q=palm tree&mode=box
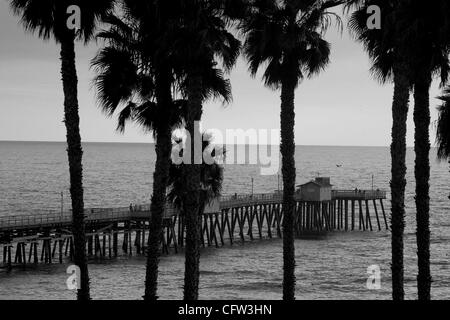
[164,0,243,300]
[349,0,450,299]
[91,4,188,300]
[405,0,450,300]
[10,0,115,300]
[168,134,224,219]
[240,0,342,300]
[348,0,414,300]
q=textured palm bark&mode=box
[60,36,90,300]
[280,77,297,301]
[144,127,172,300]
[414,72,432,300]
[144,68,173,300]
[183,75,203,301]
[390,62,410,301]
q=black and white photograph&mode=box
[0,0,449,307]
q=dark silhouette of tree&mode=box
[240,0,342,300]
[405,0,450,300]
[10,0,115,300]
[163,0,244,300]
[349,0,450,299]
[168,134,224,219]
[92,3,187,300]
[349,0,413,300]
[94,0,241,300]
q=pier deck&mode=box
[0,190,386,232]
[0,189,387,268]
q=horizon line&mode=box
[0,139,405,148]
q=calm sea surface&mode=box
[0,141,448,300]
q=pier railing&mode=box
[332,189,387,200]
[0,189,386,231]
[0,205,177,230]
[220,193,283,208]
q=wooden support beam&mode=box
[223,210,233,245]
[128,229,133,255]
[215,212,225,246]
[102,234,106,257]
[123,230,128,253]
[7,245,12,270]
[135,222,141,254]
[237,208,245,242]
[28,242,33,263]
[365,200,373,231]
[351,200,355,231]
[380,199,389,230]
[88,235,93,256]
[358,200,366,231]
[373,199,381,231]
[34,242,38,264]
[108,233,112,258]
[113,223,118,257]
[171,219,178,253]
[344,200,348,231]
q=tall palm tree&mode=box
[10,0,115,300]
[164,0,243,300]
[240,0,342,300]
[405,0,450,300]
[93,0,239,299]
[349,0,450,299]
[91,4,188,300]
[348,0,414,300]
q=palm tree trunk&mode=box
[183,75,203,301]
[144,69,173,300]
[390,62,410,301]
[414,72,432,300]
[143,126,172,300]
[60,36,90,300]
[280,77,297,300]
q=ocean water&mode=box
[0,141,449,300]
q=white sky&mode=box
[0,2,443,146]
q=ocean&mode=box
[0,141,449,299]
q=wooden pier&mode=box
[0,189,387,269]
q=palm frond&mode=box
[167,132,224,212]
[240,0,337,89]
[10,0,115,43]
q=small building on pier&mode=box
[297,177,332,202]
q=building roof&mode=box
[298,180,332,188]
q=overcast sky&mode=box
[0,2,443,146]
